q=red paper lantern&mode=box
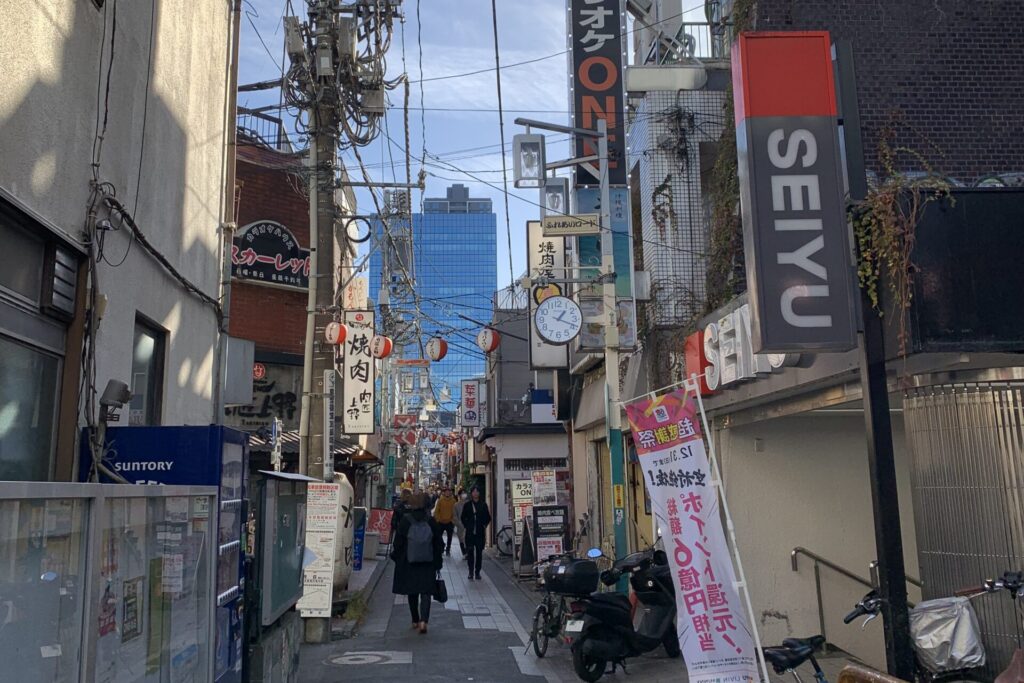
[371,335,393,359]
[426,337,448,361]
[476,328,500,353]
[324,322,348,345]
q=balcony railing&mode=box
[237,108,293,152]
[644,22,729,64]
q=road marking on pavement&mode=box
[328,650,412,666]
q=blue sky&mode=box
[237,0,579,292]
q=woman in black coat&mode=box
[391,492,444,633]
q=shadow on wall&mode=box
[0,0,226,435]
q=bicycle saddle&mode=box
[782,635,825,651]
[763,645,814,673]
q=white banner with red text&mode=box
[625,388,760,683]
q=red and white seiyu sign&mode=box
[625,389,758,683]
[732,32,856,353]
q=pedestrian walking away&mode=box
[390,491,444,634]
[460,487,491,581]
[453,487,468,557]
[433,486,457,556]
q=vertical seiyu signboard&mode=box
[527,221,569,369]
[732,31,856,353]
[569,0,627,187]
[342,310,375,434]
[625,389,759,682]
[460,379,480,427]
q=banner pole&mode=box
[690,375,770,683]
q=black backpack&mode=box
[406,518,433,564]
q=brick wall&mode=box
[228,145,309,356]
[753,0,1024,183]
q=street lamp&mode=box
[512,134,546,188]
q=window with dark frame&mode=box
[129,315,165,426]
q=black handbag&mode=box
[433,571,448,604]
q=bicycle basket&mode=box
[909,596,986,673]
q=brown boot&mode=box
[418,621,428,634]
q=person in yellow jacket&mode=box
[432,487,458,556]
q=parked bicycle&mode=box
[529,550,597,657]
[764,571,1024,683]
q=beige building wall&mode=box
[717,411,920,670]
[0,1,233,430]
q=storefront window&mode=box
[129,317,165,426]
[0,335,60,481]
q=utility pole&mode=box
[512,116,628,563]
[596,118,628,564]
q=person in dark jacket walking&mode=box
[460,487,491,581]
[391,492,444,633]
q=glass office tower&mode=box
[369,184,497,411]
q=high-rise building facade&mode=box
[369,184,497,412]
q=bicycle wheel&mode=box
[532,603,550,657]
[496,526,513,556]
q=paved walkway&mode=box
[300,545,857,682]
[298,544,560,682]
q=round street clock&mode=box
[534,295,583,345]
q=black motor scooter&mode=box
[568,546,679,682]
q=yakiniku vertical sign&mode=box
[460,379,480,427]
[527,221,568,369]
[342,310,375,434]
[625,389,759,683]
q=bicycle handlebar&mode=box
[843,605,867,624]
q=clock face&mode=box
[534,296,583,345]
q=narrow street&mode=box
[299,547,562,682]
[300,545,858,683]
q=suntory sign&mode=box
[732,31,856,353]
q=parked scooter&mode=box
[568,545,680,682]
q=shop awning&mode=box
[248,429,370,460]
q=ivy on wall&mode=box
[852,115,952,355]
[703,0,755,317]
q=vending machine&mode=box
[81,425,249,683]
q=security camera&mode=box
[99,380,131,408]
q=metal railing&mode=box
[237,107,293,152]
[643,22,729,64]
[791,547,923,647]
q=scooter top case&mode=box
[586,592,632,627]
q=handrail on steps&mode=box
[790,547,923,648]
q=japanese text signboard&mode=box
[342,310,375,434]
[460,379,480,427]
[569,0,627,186]
[527,221,569,369]
[732,31,856,353]
[231,220,310,289]
[625,389,759,682]
[323,369,336,476]
[298,482,340,618]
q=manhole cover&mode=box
[328,650,412,666]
